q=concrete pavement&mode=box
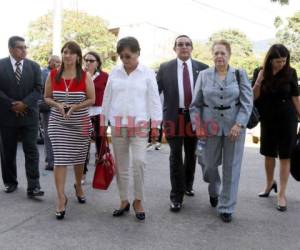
[0,142,300,250]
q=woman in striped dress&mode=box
[44,41,95,220]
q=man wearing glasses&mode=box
[157,35,208,212]
[0,36,44,197]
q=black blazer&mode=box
[157,58,208,127]
[0,57,42,126]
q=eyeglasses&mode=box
[14,46,28,50]
[176,42,192,48]
[84,59,96,63]
[119,54,132,60]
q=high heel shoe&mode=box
[258,181,277,197]
[113,203,130,217]
[277,197,287,212]
[133,200,145,221]
[276,205,287,212]
[74,184,86,204]
[56,196,68,220]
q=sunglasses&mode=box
[119,54,132,60]
[84,59,96,63]
[176,42,192,48]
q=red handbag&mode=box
[92,136,115,190]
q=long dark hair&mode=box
[55,41,83,83]
[83,51,102,74]
[262,44,291,85]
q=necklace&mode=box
[63,78,74,101]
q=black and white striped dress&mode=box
[48,70,91,166]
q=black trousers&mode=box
[166,111,197,203]
[0,125,40,190]
[84,115,102,174]
[148,121,163,143]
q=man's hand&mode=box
[11,101,28,116]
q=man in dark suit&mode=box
[157,35,208,212]
[0,36,44,197]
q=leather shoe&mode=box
[220,213,232,223]
[209,196,218,208]
[4,184,17,193]
[170,201,182,212]
[27,188,44,198]
[258,181,277,197]
[276,205,287,212]
[133,200,145,221]
[113,203,130,217]
[74,184,86,204]
[185,190,195,196]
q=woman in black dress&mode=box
[253,44,300,212]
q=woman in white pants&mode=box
[101,37,162,220]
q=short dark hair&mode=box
[8,36,25,48]
[263,44,291,83]
[117,37,141,55]
[84,51,102,72]
[173,35,193,49]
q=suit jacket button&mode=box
[220,88,223,91]
[220,96,223,99]
[220,114,224,117]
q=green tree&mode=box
[208,29,253,57]
[192,42,212,66]
[194,29,260,76]
[275,11,300,73]
[26,10,117,69]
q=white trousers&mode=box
[111,127,148,201]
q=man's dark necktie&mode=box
[183,62,192,108]
[15,62,22,84]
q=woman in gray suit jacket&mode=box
[190,40,253,223]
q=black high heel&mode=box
[258,181,277,197]
[113,203,130,217]
[133,200,145,221]
[74,184,86,204]
[277,197,287,212]
[56,196,68,220]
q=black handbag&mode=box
[39,100,51,113]
[290,132,300,181]
[246,105,260,129]
[235,70,260,129]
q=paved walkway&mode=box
[0,141,300,250]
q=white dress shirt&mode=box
[177,58,194,108]
[102,63,162,127]
[88,72,102,116]
[10,56,24,73]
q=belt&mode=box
[203,103,240,110]
[178,108,190,113]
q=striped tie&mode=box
[15,62,22,84]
